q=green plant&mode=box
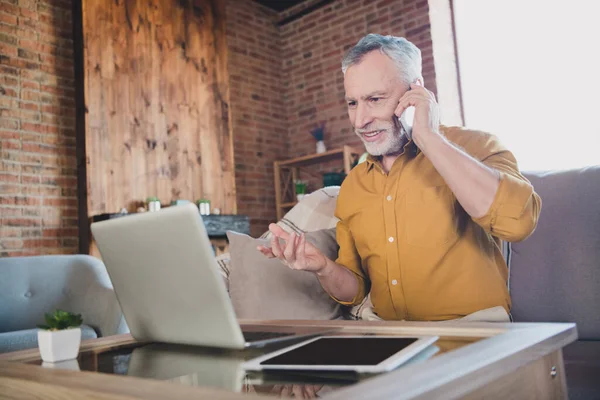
[310,123,325,141]
[295,180,307,195]
[37,309,83,331]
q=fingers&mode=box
[410,82,436,101]
[283,232,298,264]
[269,223,290,241]
[304,384,318,398]
[270,232,284,258]
[291,385,304,398]
[295,232,307,264]
[395,94,432,119]
[256,245,275,258]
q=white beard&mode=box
[357,122,406,156]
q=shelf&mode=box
[276,145,363,168]
[273,145,364,220]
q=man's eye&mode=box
[347,101,356,107]
[370,97,381,103]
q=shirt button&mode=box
[391,279,398,285]
[386,195,392,201]
[388,237,394,243]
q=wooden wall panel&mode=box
[82,0,234,216]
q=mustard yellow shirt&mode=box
[334,126,542,321]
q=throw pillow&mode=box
[227,228,346,320]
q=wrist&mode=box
[416,129,444,153]
[315,259,335,277]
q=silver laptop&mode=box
[91,204,330,349]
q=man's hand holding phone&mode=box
[394,81,441,149]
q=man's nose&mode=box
[354,103,373,129]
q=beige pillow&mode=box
[226,229,346,320]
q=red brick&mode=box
[0,139,21,150]
[0,85,18,97]
[2,216,41,226]
[19,7,39,21]
[0,172,19,182]
[0,75,18,86]
[21,80,39,90]
[0,12,18,25]
[0,238,23,249]
[21,122,59,134]
[20,89,40,102]
[19,101,39,111]
[21,174,40,184]
[0,119,19,130]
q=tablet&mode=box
[242,335,439,374]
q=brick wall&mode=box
[225,0,287,237]
[0,0,77,257]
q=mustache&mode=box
[355,118,402,135]
[355,126,391,134]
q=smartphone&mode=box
[399,106,415,139]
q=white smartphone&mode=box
[399,106,415,139]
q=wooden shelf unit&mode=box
[273,145,363,220]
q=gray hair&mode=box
[341,34,422,85]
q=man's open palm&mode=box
[257,224,329,273]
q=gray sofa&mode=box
[0,255,128,353]
[511,166,600,400]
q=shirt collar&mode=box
[364,140,420,173]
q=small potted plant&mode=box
[295,180,308,201]
[37,309,83,363]
[310,123,326,154]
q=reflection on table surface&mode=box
[32,335,479,398]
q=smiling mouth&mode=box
[361,130,384,142]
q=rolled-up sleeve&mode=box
[473,149,542,242]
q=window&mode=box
[453,0,600,170]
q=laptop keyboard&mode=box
[243,331,294,342]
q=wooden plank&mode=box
[276,147,346,167]
[463,350,567,400]
[83,0,235,221]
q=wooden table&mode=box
[0,320,577,399]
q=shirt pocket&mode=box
[403,185,459,248]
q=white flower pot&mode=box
[41,359,80,371]
[316,140,326,154]
[37,327,81,363]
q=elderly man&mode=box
[259,34,541,322]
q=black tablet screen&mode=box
[260,337,418,366]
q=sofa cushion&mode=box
[227,228,346,320]
[562,340,600,400]
[215,187,340,290]
[510,167,600,339]
[260,186,340,239]
[0,325,98,353]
